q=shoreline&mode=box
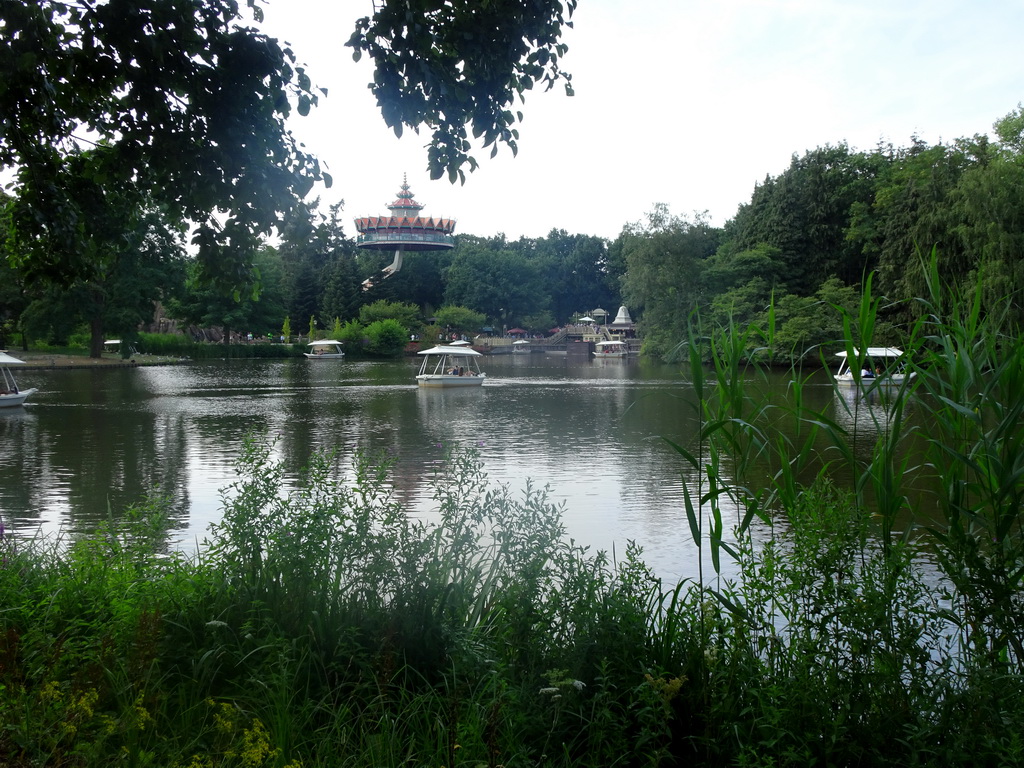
[10,351,188,369]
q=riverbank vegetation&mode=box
[3,271,1021,767]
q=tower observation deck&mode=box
[354,177,457,289]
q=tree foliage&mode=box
[2,0,582,344]
[531,229,615,321]
[951,115,1024,329]
[619,206,721,360]
[727,144,885,294]
[434,305,486,335]
[444,243,548,328]
[168,247,285,343]
[347,0,576,183]
[363,318,408,357]
[618,111,1024,360]
[1,0,329,292]
[359,299,422,336]
[277,200,360,326]
[7,151,188,355]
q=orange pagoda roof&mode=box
[354,176,457,251]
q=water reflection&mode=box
[833,384,902,442]
[0,357,852,583]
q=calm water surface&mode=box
[1,354,881,582]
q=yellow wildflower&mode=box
[39,680,62,704]
[132,693,153,731]
[239,718,280,768]
[213,701,235,735]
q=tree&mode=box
[78,205,188,355]
[347,0,576,182]
[359,300,423,336]
[1,0,330,293]
[619,206,722,360]
[702,243,785,297]
[532,230,616,322]
[277,199,358,326]
[521,310,556,334]
[444,244,547,326]
[369,250,450,313]
[3,0,577,337]
[772,278,860,360]
[726,144,884,294]
[951,109,1024,330]
[320,254,363,325]
[707,278,774,342]
[849,138,973,312]
[364,319,408,357]
[337,318,366,351]
[0,191,31,349]
[7,152,188,356]
[434,305,486,336]
[168,247,284,344]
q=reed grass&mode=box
[2,257,1023,766]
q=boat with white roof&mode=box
[416,345,486,388]
[835,347,913,387]
[304,340,345,359]
[1,351,38,407]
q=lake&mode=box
[0,353,882,583]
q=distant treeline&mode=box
[4,108,1023,360]
[620,109,1024,359]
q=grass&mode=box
[2,259,1023,766]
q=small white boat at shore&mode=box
[835,347,913,387]
[305,340,345,359]
[595,340,632,358]
[1,351,38,407]
[416,345,486,388]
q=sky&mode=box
[257,0,1024,242]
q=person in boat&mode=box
[862,365,874,378]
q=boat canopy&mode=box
[835,347,905,359]
[0,350,26,365]
[418,345,483,357]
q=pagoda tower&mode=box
[354,176,457,290]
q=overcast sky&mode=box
[258,0,1023,242]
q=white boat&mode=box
[1,351,38,407]
[512,339,530,354]
[595,340,632,358]
[304,340,345,359]
[835,347,913,386]
[416,345,486,388]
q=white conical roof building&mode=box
[610,306,633,328]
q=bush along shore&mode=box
[3,262,1023,768]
